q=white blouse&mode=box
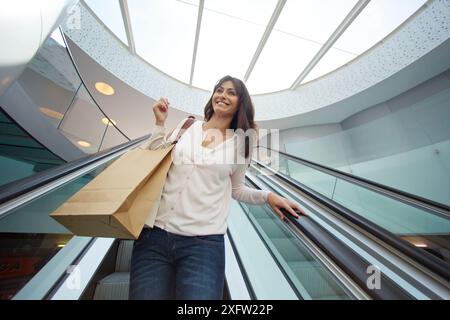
[142,118,270,236]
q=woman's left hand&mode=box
[267,192,306,220]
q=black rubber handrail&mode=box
[251,160,450,281]
[0,134,149,205]
[284,213,413,300]
[257,146,450,216]
[245,175,412,300]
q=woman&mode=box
[130,75,304,300]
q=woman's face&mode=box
[212,80,239,118]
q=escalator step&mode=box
[256,218,291,238]
[270,238,314,262]
[288,261,347,299]
[93,272,129,300]
[116,240,133,272]
[317,295,351,300]
[247,205,276,220]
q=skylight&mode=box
[84,0,428,94]
[84,0,128,45]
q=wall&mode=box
[281,69,450,205]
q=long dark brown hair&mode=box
[203,75,256,158]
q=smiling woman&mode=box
[203,75,256,158]
[129,75,305,300]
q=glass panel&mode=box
[282,87,450,205]
[301,0,426,83]
[227,200,298,299]
[0,233,73,300]
[253,149,450,265]
[332,178,450,263]
[245,30,320,94]
[250,160,336,199]
[0,109,64,187]
[49,28,67,48]
[58,86,108,154]
[284,160,337,198]
[241,200,353,299]
[18,28,82,129]
[0,175,91,234]
[99,125,129,151]
[331,0,427,55]
[128,0,198,83]
[0,175,89,299]
[246,0,357,94]
[84,0,128,45]
[275,0,358,44]
[193,0,277,90]
[0,156,119,299]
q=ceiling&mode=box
[56,0,450,140]
[64,36,192,139]
[62,30,450,138]
[82,0,428,95]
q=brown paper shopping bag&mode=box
[51,117,195,239]
[51,146,173,239]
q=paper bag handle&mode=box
[172,116,196,144]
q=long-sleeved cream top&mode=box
[141,118,270,236]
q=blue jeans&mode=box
[129,226,225,300]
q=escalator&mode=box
[1,21,448,300]
[0,23,137,299]
[237,199,355,300]
[253,146,450,271]
[0,118,148,299]
[2,131,448,299]
[1,66,449,298]
[244,146,450,299]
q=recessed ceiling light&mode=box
[95,82,115,95]
[1,76,11,86]
[102,117,117,126]
[77,140,91,148]
[414,243,428,248]
[39,107,64,120]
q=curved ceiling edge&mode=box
[62,1,450,121]
[63,2,210,116]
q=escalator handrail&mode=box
[0,25,150,205]
[252,160,450,282]
[257,146,450,216]
[0,134,150,205]
[245,174,412,300]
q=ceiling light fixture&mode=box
[102,117,117,126]
[77,140,91,148]
[39,107,64,120]
[95,82,115,95]
[1,76,11,86]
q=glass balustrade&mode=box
[252,152,450,265]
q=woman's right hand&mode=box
[153,97,169,126]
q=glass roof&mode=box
[83,0,427,94]
[301,0,427,84]
[128,0,199,82]
[193,0,277,89]
[84,0,128,45]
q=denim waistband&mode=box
[142,225,224,239]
